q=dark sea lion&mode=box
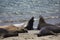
[0,28,18,38]
[37,27,54,37]
[25,17,34,30]
[37,15,60,37]
[0,28,8,38]
[4,31,18,38]
[37,27,60,37]
[37,15,57,30]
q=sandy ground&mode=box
[0,30,60,40]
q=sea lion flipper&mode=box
[49,31,57,36]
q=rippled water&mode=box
[0,0,60,28]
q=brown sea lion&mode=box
[0,24,28,38]
[5,25,28,33]
[0,24,28,33]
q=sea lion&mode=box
[25,17,34,30]
[37,27,60,37]
[0,24,28,38]
[0,28,8,38]
[0,24,28,33]
[37,15,60,37]
[37,15,57,30]
[0,27,18,38]
[5,25,28,33]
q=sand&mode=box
[0,30,60,40]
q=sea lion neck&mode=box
[37,15,47,30]
[39,16,46,24]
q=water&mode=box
[0,0,60,28]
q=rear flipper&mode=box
[49,31,58,36]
